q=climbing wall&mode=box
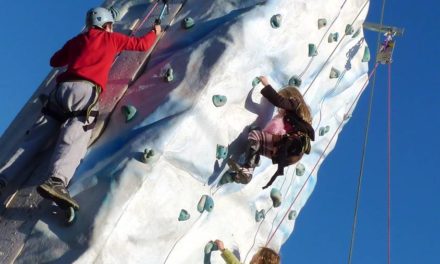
[0,0,370,263]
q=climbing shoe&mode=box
[227,159,253,184]
[37,177,79,210]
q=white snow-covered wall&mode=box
[0,0,370,263]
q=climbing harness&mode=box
[41,81,101,132]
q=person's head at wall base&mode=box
[86,7,115,32]
[250,247,281,264]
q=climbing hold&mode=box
[255,209,265,222]
[329,67,340,79]
[252,77,261,87]
[164,68,174,82]
[288,210,297,220]
[352,28,361,38]
[216,144,228,159]
[38,94,49,105]
[270,188,282,208]
[141,148,155,163]
[197,195,214,213]
[212,95,227,107]
[181,17,195,29]
[362,46,370,62]
[270,14,282,28]
[328,32,339,43]
[319,125,330,136]
[288,75,302,87]
[296,163,305,176]
[345,24,354,35]
[308,44,318,57]
[121,105,137,122]
[318,18,327,29]
[178,209,190,221]
[204,241,219,254]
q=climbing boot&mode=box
[37,177,79,210]
[243,139,260,168]
[227,159,253,184]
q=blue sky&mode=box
[0,1,438,263]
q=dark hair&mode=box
[250,247,280,264]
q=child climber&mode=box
[213,240,280,264]
[0,7,160,210]
[228,76,315,189]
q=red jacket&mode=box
[50,28,157,91]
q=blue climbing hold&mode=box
[178,209,190,221]
[288,75,302,87]
[197,195,214,213]
[141,148,155,163]
[204,241,219,254]
[308,44,318,57]
[296,163,305,176]
[362,46,370,62]
[288,210,297,220]
[164,68,174,82]
[270,14,282,28]
[319,125,330,136]
[212,95,227,107]
[329,67,340,79]
[182,17,195,29]
[216,144,228,159]
[318,18,327,29]
[252,77,261,87]
[345,24,354,35]
[255,209,265,222]
[270,188,282,208]
[328,32,339,43]
[121,105,137,122]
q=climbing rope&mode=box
[347,0,387,262]
[265,62,380,247]
[387,62,392,264]
[302,0,369,97]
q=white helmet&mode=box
[86,7,114,28]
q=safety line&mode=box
[265,62,380,247]
[131,0,160,36]
[303,0,369,97]
[387,62,392,264]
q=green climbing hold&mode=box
[164,68,174,82]
[270,188,282,208]
[181,17,195,29]
[362,46,370,62]
[288,210,297,220]
[352,28,361,38]
[121,105,137,122]
[288,75,302,87]
[318,18,327,29]
[308,43,318,57]
[197,195,214,213]
[328,32,339,43]
[216,144,228,159]
[178,209,190,221]
[270,14,282,28]
[204,241,219,254]
[345,24,354,35]
[255,209,265,222]
[329,67,340,79]
[141,148,155,163]
[252,77,261,87]
[296,163,305,176]
[212,95,227,107]
[319,125,330,136]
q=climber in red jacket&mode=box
[0,7,160,211]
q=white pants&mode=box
[0,81,98,187]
